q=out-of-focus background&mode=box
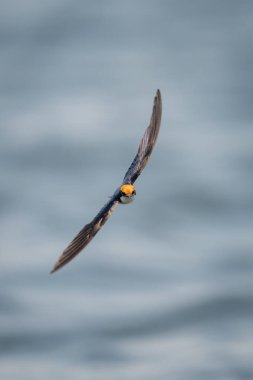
[1,1,253,379]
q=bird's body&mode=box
[51,90,162,273]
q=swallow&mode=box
[51,90,162,273]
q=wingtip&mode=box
[154,89,162,112]
[50,264,58,274]
[156,89,161,97]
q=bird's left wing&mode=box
[51,193,120,273]
[123,89,162,185]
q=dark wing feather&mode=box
[51,194,120,273]
[123,89,162,184]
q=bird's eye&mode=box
[133,190,136,195]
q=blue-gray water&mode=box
[1,1,253,379]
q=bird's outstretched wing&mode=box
[51,194,120,273]
[123,89,162,185]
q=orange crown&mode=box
[120,184,135,195]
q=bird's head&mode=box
[120,184,136,203]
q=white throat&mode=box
[120,195,134,204]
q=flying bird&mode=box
[51,90,162,273]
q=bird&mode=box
[51,89,162,273]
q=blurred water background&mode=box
[1,1,253,379]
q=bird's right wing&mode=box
[51,193,120,273]
[123,89,162,184]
